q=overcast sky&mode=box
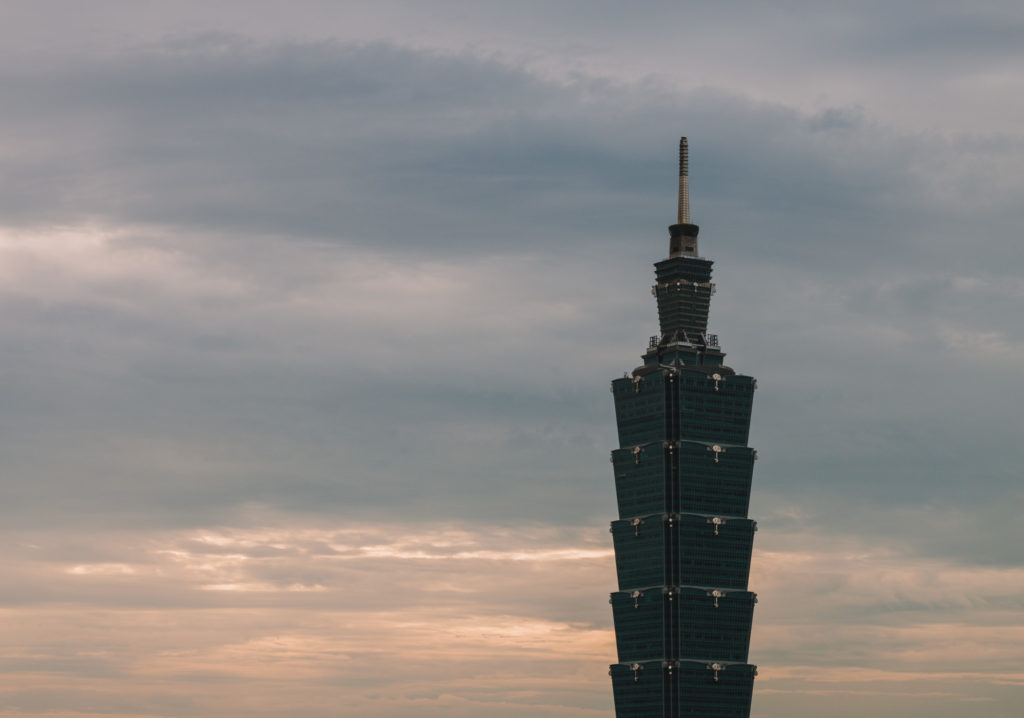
[1,2,1023,717]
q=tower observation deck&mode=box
[608,138,759,717]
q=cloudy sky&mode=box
[1,2,1023,717]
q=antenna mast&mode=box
[677,137,690,224]
[668,136,699,257]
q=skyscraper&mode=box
[608,138,758,717]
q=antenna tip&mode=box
[678,137,688,177]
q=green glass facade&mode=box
[608,139,758,717]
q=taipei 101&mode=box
[607,138,760,717]
[0,4,1021,718]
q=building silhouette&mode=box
[608,138,759,717]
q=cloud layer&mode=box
[1,4,1023,717]
[4,520,1023,717]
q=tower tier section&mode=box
[611,442,755,520]
[654,255,715,340]
[612,367,755,450]
[611,513,756,591]
[611,586,756,663]
[609,660,757,718]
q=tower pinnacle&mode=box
[668,136,700,258]
[677,136,690,224]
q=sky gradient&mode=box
[2,2,1023,717]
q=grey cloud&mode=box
[0,40,1021,550]
[3,38,1020,267]
[0,47,1020,706]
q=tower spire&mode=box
[677,136,690,224]
[668,136,699,258]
